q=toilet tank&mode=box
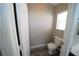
[54,36,62,46]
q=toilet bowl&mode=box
[48,43,57,55]
[47,36,62,55]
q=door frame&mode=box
[60,3,79,56]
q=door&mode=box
[0,3,20,56]
[0,3,30,56]
[15,3,30,56]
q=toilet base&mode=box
[48,50,57,55]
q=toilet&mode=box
[47,36,62,55]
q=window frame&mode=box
[56,10,68,30]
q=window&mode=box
[56,11,68,30]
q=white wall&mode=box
[28,4,54,48]
[60,4,78,56]
[71,4,79,47]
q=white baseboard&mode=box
[30,44,46,49]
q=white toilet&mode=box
[47,36,62,55]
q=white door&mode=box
[0,4,20,56]
[0,3,30,56]
[15,3,30,56]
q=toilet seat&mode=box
[48,43,57,50]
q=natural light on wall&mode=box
[56,11,68,30]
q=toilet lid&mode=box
[48,43,57,49]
